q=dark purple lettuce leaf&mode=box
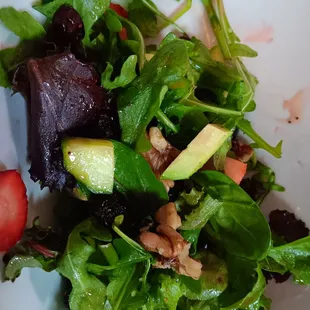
[269,209,309,243]
[26,52,112,190]
[45,5,85,58]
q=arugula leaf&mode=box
[57,218,112,310]
[128,0,158,37]
[259,295,272,310]
[119,16,145,70]
[105,263,149,310]
[237,119,283,158]
[182,252,228,301]
[219,256,265,310]
[267,236,310,284]
[113,141,168,215]
[0,7,46,40]
[192,171,271,260]
[101,55,137,90]
[118,40,189,152]
[229,43,258,58]
[34,0,110,44]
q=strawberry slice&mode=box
[0,170,28,252]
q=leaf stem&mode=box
[156,109,179,133]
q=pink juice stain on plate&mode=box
[244,25,274,43]
[283,89,307,124]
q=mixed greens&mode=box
[1,0,310,310]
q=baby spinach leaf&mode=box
[0,7,46,40]
[219,256,265,310]
[182,252,228,301]
[192,171,271,260]
[267,236,310,284]
[237,119,283,158]
[57,218,112,310]
[101,55,137,90]
[118,39,190,152]
[128,0,158,37]
[113,141,168,214]
[34,0,110,44]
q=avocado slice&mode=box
[162,124,231,180]
[62,138,114,194]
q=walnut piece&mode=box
[143,127,180,191]
[155,202,182,230]
[139,202,202,279]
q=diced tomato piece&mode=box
[109,3,128,18]
[224,157,247,185]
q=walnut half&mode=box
[139,202,202,280]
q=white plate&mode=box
[0,0,310,309]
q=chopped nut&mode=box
[155,202,182,230]
[153,244,202,280]
[139,231,173,258]
[143,127,180,191]
[156,224,187,257]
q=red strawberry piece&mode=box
[0,170,28,252]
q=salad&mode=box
[0,0,310,309]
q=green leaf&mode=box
[4,254,56,282]
[192,171,271,260]
[268,236,310,284]
[0,7,46,40]
[180,229,201,255]
[178,298,220,310]
[182,252,228,301]
[57,218,112,310]
[0,61,9,88]
[229,43,258,58]
[34,0,110,44]
[237,119,283,158]
[101,55,137,90]
[118,39,190,152]
[259,295,272,310]
[149,273,184,310]
[128,0,158,37]
[181,195,222,231]
[112,141,168,212]
[105,263,149,310]
[219,256,266,310]
[119,16,145,71]
[105,8,123,33]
